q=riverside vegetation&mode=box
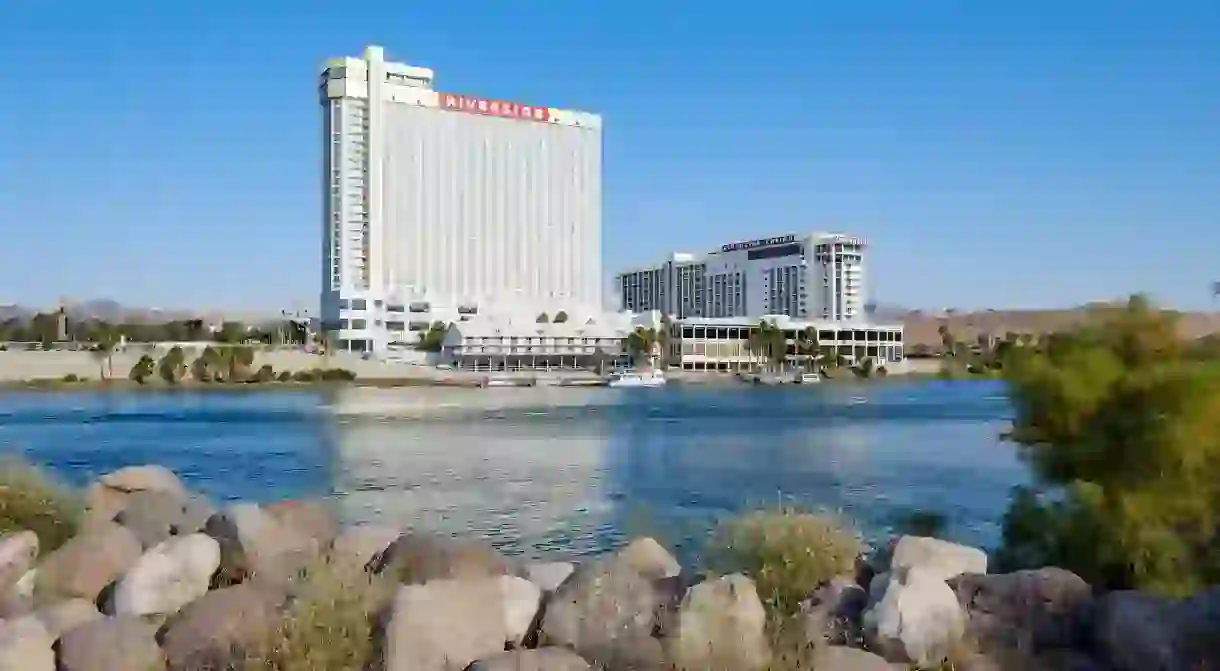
[0,295,1216,669]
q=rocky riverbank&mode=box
[0,464,1216,670]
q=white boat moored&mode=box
[607,370,667,388]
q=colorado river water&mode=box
[0,380,1024,563]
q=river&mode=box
[0,380,1024,564]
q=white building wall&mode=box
[320,45,603,352]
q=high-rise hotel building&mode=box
[616,232,868,322]
[321,46,602,352]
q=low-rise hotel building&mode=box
[438,311,646,371]
[663,315,904,372]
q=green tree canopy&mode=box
[997,294,1220,596]
[553,311,569,324]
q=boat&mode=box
[796,372,821,384]
[607,369,667,388]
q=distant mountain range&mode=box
[0,301,280,325]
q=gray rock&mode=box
[98,465,187,499]
[372,532,509,584]
[467,648,593,671]
[33,598,102,637]
[889,535,988,583]
[263,499,339,548]
[500,574,543,646]
[1095,587,1220,671]
[0,569,35,618]
[329,523,400,571]
[800,575,869,647]
[540,552,669,669]
[614,537,680,581]
[863,566,966,666]
[204,503,318,585]
[114,490,213,549]
[33,522,141,604]
[0,616,54,671]
[665,573,770,671]
[57,616,165,671]
[950,568,1093,653]
[385,578,513,671]
[523,561,575,593]
[160,583,286,671]
[113,533,220,617]
[807,645,893,671]
[0,532,38,596]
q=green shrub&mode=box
[277,370,292,382]
[239,556,396,671]
[291,370,317,383]
[60,373,80,383]
[709,509,862,617]
[251,364,276,383]
[128,355,155,383]
[998,295,1220,596]
[0,459,83,554]
[319,368,357,382]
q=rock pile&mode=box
[0,464,1218,670]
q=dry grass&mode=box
[710,509,863,618]
[239,555,398,671]
[0,457,83,553]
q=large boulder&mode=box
[263,499,339,548]
[540,550,671,669]
[950,568,1093,654]
[57,616,165,671]
[665,573,770,671]
[98,465,187,498]
[523,561,575,593]
[500,575,543,646]
[372,532,509,584]
[863,566,966,666]
[0,532,38,596]
[889,535,988,583]
[614,537,681,581]
[113,490,213,549]
[204,503,319,585]
[0,616,54,671]
[112,533,220,617]
[467,648,593,671]
[32,598,102,638]
[799,575,869,647]
[160,583,286,671]
[1095,587,1220,671]
[34,522,141,603]
[328,523,399,571]
[0,569,35,618]
[807,645,893,671]
[386,578,519,671]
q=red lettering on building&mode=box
[438,93,551,122]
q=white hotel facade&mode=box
[616,232,868,322]
[320,46,602,353]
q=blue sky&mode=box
[1,1,1217,313]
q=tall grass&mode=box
[0,457,83,553]
[239,556,397,671]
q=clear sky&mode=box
[1,0,1217,313]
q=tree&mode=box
[416,322,449,352]
[128,355,155,384]
[536,312,550,324]
[747,321,787,372]
[192,346,221,382]
[553,311,569,324]
[938,323,955,355]
[89,328,119,380]
[626,327,658,368]
[996,294,1220,596]
[216,321,248,344]
[157,346,187,383]
[797,327,820,369]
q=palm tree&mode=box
[797,327,820,370]
[626,326,658,369]
[747,321,787,372]
[89,330,118,380]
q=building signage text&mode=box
[438,93,551,123]
[721,234,796,253]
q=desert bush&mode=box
[240,556,396,671]
[291,370,317,383]
[250,364,276,383]
[319,368,357,382]
[0,458,83,553]
[998,294,1220,596]
[277,370,292,382]
[709,508,862,617]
